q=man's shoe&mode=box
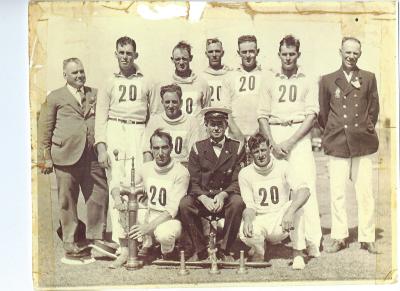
[306,242,321,258]
[88,240,118,258]
[325,239,347,253]
[187,249,208,262]
[360,242,378,254]
[292,255,306,270]
[63,242,89,256]
[216,250,235,262]
[161,248,179,261]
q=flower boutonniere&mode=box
[88,96,96,114]
[351,76,362,89]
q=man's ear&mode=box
[256,48,260,56]
[63,71,67,80]
[189,55,193,62]
[133,52,138,60]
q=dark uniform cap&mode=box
[201,106,232,121]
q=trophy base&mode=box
[125,259,143,270]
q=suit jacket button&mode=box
[343,105,347,109]
[355,123,359,127]
[344,125,348,129]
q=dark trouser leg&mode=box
[178,195,209,255]
[220,194,245,252]
[54,165,80,243]
[80,160,109,240]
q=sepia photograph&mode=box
[29,1,397,289]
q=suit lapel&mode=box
[63,86,84,116]
[203,140,218,164]
[334,68,360,97]
[214,139,233,169]
[83,87,93,117]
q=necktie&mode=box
[211,140,223,148]
[77,88,86,107]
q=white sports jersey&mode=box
[225,65,264,136]
[154,72,210,119]
[239,159,307,215]
[95,66,158,145]
[143,112,204,163]
[137,160,189,217]
[257,68,319,123]
[201,65,233,107]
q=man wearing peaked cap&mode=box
[179,106,246,262]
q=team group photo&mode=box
[30,1,396,288]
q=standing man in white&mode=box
[319,37,379,254]
[94,36,158,254]
[258,35,322,257]
[201,38,232,107]
[155,41,210,124]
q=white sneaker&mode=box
[292,255,305,270]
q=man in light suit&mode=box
[319,37,379,254]
[179,107,245,262]
[40,58,109,257]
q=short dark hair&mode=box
[160,84,182,100]
[341,36,361,47]
[279,35,300,52]
[172,41,192,58]
[150,129,173,149]
[247,133,270,152]
[238,35,257,46]
[116,36,137,51]
[63,57,82,70]
[206,38,223,48]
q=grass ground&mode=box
[34,131,394,288]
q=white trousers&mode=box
[105,120,146,242]
[138,209,182,254]
[271,124,322,247]
[239,201,306,253]
[328,155,375,242]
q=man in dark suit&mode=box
[319,37,379,254]
[179,107,245,261]
[40,58,109,257]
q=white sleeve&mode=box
[239,170,257,211]
[165,167,190,218]
[257,74,273,120]
[94,79,112,145]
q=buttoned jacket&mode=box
[187,137,245,197]
[318,67,379,158]
[40,85,98,166]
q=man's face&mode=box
[63,61,86,89]
[151,136,172,167]
[279,45,300,72]
[206,119,227,141]
[238,41,259,70]
[340,40,361,71]
[251,142,271,168]
[162,91,182,119]
[206,42,224,69]
[115,43,137,72]
[172,48,191,74]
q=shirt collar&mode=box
[236,64,262,72]
[274,66,306,79]
[114,64,143,78]
[66,83,83,95]
[210,136,226,147]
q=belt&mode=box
[269,120,303,126]
[108,117,146,125]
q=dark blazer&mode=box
[318,67,379,158]
[40,85,98,166]
[187,137,245,197]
